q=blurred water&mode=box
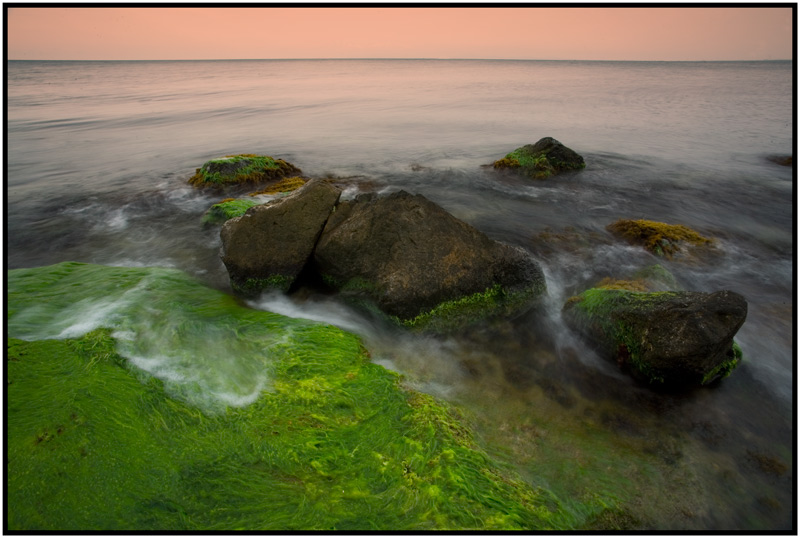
[6,59,794,530]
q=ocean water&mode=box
[6,59,794,529]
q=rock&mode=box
[562,288,747,388]
[493,137,585,179]
[189,154,301,190]
[607,219,714,258]
[220,179,341,295]
[314,190,546,330]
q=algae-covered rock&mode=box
[247,176,307,196]
[189,154,301,190]
[607,219,714,258]
[7,261,590,531]
[202,197,260,226]
[220,179,341,296]
[202,178,308,226]
[493,137,585,179]
[562,288,747,388]
[314,190,546,331]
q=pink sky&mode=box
[7,6,794,61]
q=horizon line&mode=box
[7,57,793,62]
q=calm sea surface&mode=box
[6,59,795,529]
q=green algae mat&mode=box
[7,262,607,531]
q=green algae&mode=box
[400,283,543,332]
[7,262,599,531]
[188,154,301,189]
[202,198,260,225]
[607,219,713,258]
[248,176,307,196]
[231,274,294,295]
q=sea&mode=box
[6,59,795,530]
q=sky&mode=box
[6,6,794,61]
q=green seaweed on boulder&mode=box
[7,262,606,531]
[188,154,301,189]
[201,198,260,225]
[399,283,544,333]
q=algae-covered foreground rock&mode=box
[314,190,546,330]
[220,179,341,295]
[7,261,599,530]
[607,219,714,259]
[189,154,301,190]
[562,288,747,388]
[493,137,585,179]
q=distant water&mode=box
[6,59,794,530]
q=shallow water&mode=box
[6,59,794,530]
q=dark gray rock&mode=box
[220,179,341,296]
[562,288,747,388]
[314,190,546,329]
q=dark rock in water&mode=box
[314,190,546,330]
[562,288,747,388]
[189,154,301,190]
[493,137,585,179]
[220,179,341,295]
[767,155,792,167]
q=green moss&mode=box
[400,283,543,332]
[248,176,307,196]
[7,262,594,531]
[231,275,294,295]
[188,154,301,188]
[606,219,713,258]
[701,341,742,385]
[202,198,260,225]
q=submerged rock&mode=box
[493,137,585,179]
[314,190,546,330]
[606,219,714,259]
[220,179,341,295]
[562,288,747,388]
[188,154,301,190]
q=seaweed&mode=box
[7,262,599,531]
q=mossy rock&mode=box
[248,176,307,196]
[594,265,680,293]
[7,261,594,531]
[201,197,260,226]
[493,137,585,179]
[606,219,714,259]
[201,178,308,226]
[562,288,747,388]
[188,154,301,190]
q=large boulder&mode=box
[493,137,585,179]
[314,190,546,330]
[220,179,341,295]
[189,154,301,190]
[562,288,747,388]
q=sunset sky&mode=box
[6,6,794,61]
